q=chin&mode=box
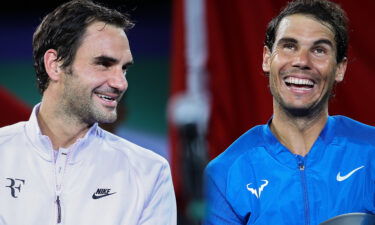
[90,110,118,124]
[98,115,117,124]
[283,101,326,118]
[284,107,312,117]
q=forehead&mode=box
[76,21,132,61]
[275,14,335,46]
[84,21,127,38]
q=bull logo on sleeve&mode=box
[246,179,268,199]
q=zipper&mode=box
[54,149,69,224]
[296,155,310,225]
[56,195,61,223]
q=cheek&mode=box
[269,73,280,92]
[317,68,338,93]
[80,73,106,89]
[313,58,335,73]
[268,60,284,84]
[67,77,96,97]
[269,54,290,74]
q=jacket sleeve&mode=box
[138,162,177,225]
[0,216,6,225]
[204,169,245,225]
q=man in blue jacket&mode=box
[204,0,375,224]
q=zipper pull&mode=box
[56,195,61,224]
[296,155,305,170]
[299,163,305,170]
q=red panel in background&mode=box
[329,0,375,126]
[205,0,284,159]
[0,87,31,127]
[169,0,187,202]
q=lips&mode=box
[94,91,120,108]
[96,94,116,102]
[284,76,315,90]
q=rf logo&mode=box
[6,178,25,198]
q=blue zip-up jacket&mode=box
[204,116,375,225]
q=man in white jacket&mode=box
[0,1,176,224]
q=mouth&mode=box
[96,93,117,102]
[94,92,120,108]
[284,76,315,91]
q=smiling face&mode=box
[262,14,347,117]
[60,21,133,124]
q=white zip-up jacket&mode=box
[0,105,177,225]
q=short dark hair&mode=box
[265,0,348,63]
[33,0,134,94]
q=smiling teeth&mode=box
[285,77,314,86]
[97,94,115,101]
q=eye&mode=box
[100,61,112,68]
[121,66,128,76]
[122,62,133,76]
[93,56,117,69]
[283,43,296,50]
[312,47,327,55]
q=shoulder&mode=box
[99,128,170,171]
[0,122,26,144]
[205,124,266,183]
[332,115,375,144]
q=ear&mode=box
[44,49,62,82]
[335,57,347,83]
[262,46,272,74]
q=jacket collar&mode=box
[262,116,339,169]
[25,103,103,164]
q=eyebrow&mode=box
[94,55,118,64]
[276,37,334,48]
[313,39,334,48]
[277,37,297,46]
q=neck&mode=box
[271,101,328,156]
[37,94,91,150]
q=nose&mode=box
[108,68,128,92]
[292,48,311,70]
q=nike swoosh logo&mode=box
[336,165,365,182]
[92,192,116,199]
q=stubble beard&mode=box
[61,71,118,126]
[274,88,332,119]
[269,72,336,119]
